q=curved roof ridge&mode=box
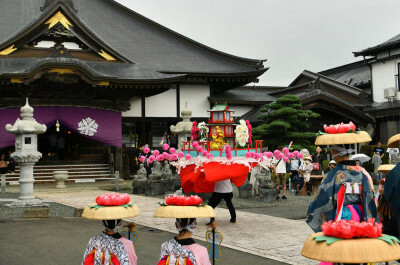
[0,1,132,63]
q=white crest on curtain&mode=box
[78,117,99,136]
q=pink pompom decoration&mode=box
[245,152,252,158]
[192,141,199,148]
[171,154,178,161]
[257,153,263,159]
[143,147,150,154]
[177,151,184,158]
[263,152,269,156]
[162,152,168,158]
[197,146,204,152]
[288,153,294,159]
[226,154,233,160]
[153,150,160,156]
[282,147,289,155]
[225,145,231,150]
[276,153,284,160]
[201,150,208,157]
[293,150,299,156]
[139,156,146,163]
[265,152,273,159]
[156,155,164,162]
[185,154,191,160]
[148,155,156,163]
[163,143,169,151]
[206,153,213,159]
[283,157,289,162]
[297,153,304,159]
[169,148,176,154]
[273,150,281,157]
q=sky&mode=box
[116,0,400,86]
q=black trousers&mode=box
[208,192,236,220]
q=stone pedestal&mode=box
[259,188,276,202]
[18,162,36,200]
[53,171,69,189]
[132,180,147,194]
[147,182,166,196]
[238,183,252,199]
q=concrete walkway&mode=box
[35,189,316,265]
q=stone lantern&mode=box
[170,109,192,150]
[5,98,46,204]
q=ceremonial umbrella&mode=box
[377,164,395,173]
[388,134,400,148]
[349,154,371,163]
[315,131,371,145]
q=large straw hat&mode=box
[82,193,140,220]
[301,232,400,263]
[388,134,400,148]
[315,131,371,145]
[154,205,216,218]
[377,164,395,173]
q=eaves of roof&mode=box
[0,57,185,83]
[284,70,366,98]
[353,34,400,57]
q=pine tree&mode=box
[253,94,320,149]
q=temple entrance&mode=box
[38,125,107,163]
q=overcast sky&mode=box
[116,0,400,86]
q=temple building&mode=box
[0,0,267,174]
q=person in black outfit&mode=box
[373,141,385,160]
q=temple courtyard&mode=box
[0,184,394,265]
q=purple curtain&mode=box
[59,107,122,147]
[0,107,122,149]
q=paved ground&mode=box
[0,218,285,265]
[33,189,316,265]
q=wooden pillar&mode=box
[176,83,180,118]
[115,147,123,179]
[141,97,146,146]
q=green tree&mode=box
[253,94,320,149]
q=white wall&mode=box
[122,97,141,117]
[230,105,254,118]
[180,85,210,118]
[145,88,176,117]
[371,58,400,102]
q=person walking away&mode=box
[297,155,313,195]
[272,146,288,200]
[289,156,301,193]
[206,179,236,224]
[324,160,336,174]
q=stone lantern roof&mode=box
[5,98,47,134]
[170,109,192,134]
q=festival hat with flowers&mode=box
[82,193,140,220]
[315,122,371,145]
[303,155,312,161]
[301,219,400,263]
[154,195,216,218]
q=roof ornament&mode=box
[41,0,77,13]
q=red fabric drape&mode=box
[203,162,249,187]
[180,165,214,193]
